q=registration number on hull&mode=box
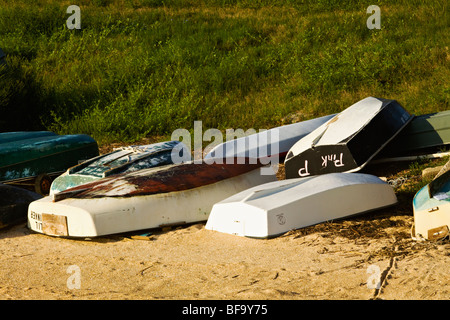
[30,211,68,236]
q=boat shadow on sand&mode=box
[0,223,32,240]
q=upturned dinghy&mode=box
[205,173,397,238]
[412,159,450,241]
[0,131,99,195]
[49,141,188,195]
[377,110,450,160]
[284,97,413,179]
[1,184,42,230]
[204,114,335,163]
[28,160,277,238]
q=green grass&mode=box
[0,0,448,145]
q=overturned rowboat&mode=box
[284,97,413,179]
[28,160,277,238]
[204,114,335,163]
[0,131,99,195]
[1,184,42,230]
[205,173,397,238]
[49,140,188,195]
[412,159,450,241]
[377,110,450,160]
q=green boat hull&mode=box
[379,110,450,158]
[0,131,58,144]
[0,131,99,193]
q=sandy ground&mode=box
[0,210,448,301]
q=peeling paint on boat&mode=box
[56,160,266,199]
[3,168,37,181]
[49,141,187,195]
[74,149,175,177]
[0,131,99,184]
[97,179,139,197]
[28,161,277,237]
[49,173,98,195]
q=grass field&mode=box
[0,0,448,145]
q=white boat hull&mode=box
[205,173,397,238]
[204,114,335,161]
[28,167,276,238]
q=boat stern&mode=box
[206,202,270,238]
[412,185,450,240]
[284,144,358,178]
[28,196,98,237]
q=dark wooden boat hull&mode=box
[0,184,42,229]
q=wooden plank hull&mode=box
[205,173,397,238]
[49,141,188,195]
[284,97,413,179]
[0,132,99,185]
[27,161,277,237]
[0,184,42,229]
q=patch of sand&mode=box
[0,212,448,300]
